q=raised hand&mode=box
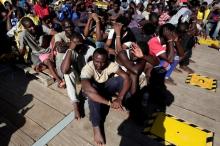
[131,43,144,58]
[113,23,123,35]
[92,13,100,22]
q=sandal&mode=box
[58,80,66,89]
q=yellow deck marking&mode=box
[198,37,220,47]
[148,113,213,146]
[186,74,217,91]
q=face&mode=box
[147,5,153,12]
[93,53,108,72]
[109,1,114,9]
[63,21,74,38]
[24,21,36,34]
[17,10,24,19]
[113,4,120,11]
[23,3,29,12]
[4,2,11,10]
[158,4,164,14]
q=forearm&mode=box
[82,80,109,105]
[61,49,72,74]
[167,42,175,62]
[115,35,122,53]
[142,55,159,66]
[118,76,131,99]
[6,17,12,31]
[95,21,102,41]
[83,19,93,37]
[86,91,109,105]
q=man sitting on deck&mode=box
[80,48,131,145]
[18,17,65,88]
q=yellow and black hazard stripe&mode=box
[209,79,217,92]
[143,113,175,146]
[185,73,217,92]
[185,74,193,84]
[147,134,175,146]
[143,112,214,146]
[167,114,214,146]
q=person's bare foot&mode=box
[180,65,194,74]
[93,126,105,146]
[72,102,81,120]
[165,78,177,85]
[57,80,66,88]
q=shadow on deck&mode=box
[0,66,34,146]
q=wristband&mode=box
[167,40,173,43]
[116,36,121,38]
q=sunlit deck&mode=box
[0,44,220,146]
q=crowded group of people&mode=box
[0,0,219,145]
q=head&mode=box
[129,1,136,9]
[38,0,46,7]
[149,12,159,25]
[202,2,208,8]
[95,8,109,26]
[62,19,75,38]
[143,23,157,36]
[177,22,189,36]
[157,3,164,14]
[116,15,131,29]
[109,1,115,10]
[70,32,84,52]
[42,15,52,28]
[159,23,176,39]
[23,2,31,14]
[93,48,108,71]
[16,7,25,19]
[4,1,12,10]
[113,1,121,12]
[137,3,144,12]
[21,17,36,34]
[146,3,153,13]
[215,8,220,14]
[124,10,133,22]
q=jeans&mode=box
[158,55,179,79]
[87,76,124,127]
[206,21,220,39]
[165,56,179,79]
